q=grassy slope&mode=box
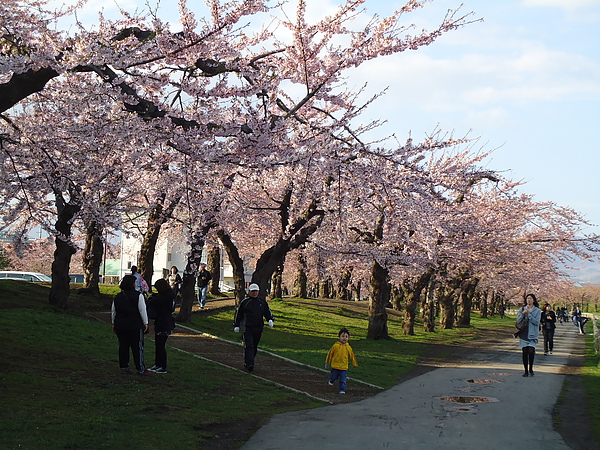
[0,282,322,449]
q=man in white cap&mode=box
[233,283,274,371]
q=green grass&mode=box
[0,281,322,449]
[187,297,514,389]
[583,333,600,441]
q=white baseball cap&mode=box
[248,283,260,291]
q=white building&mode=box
[119,232,237,290]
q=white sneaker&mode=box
[328,380,334,386]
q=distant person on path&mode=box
[572,306,581,326]
[196,263,212,309]
[573,306,589,334]
[233,283,274,372]
[111,274,152,376]
[516,293,541,377]
[540,303,556,355]
[325,327,358,394]
[556,307,564,324]
[167,266,182,298]
[562,307,569,324]
[147,278,176,374]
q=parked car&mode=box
[0,271,52,282]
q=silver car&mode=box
[0,271,52,282]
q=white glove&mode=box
[268,320,274,328]
[234,327,240,333]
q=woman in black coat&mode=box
[147,278,176,373]
[111,274,151,375]
[540,303,557,355]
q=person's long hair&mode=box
[523,293,539,307]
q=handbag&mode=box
[515,308,528,330]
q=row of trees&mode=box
[1,0,598,339]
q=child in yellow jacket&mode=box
[325,327,358,394]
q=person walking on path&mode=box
[233,283,274,372]
[147,278,176,374]
[111,274,152,376]
[572,306,589,334]
[540,302,557,355]
[325,327,358,394]
[516,293,542,377]
[196,263,212,309]
[167,266,182,299]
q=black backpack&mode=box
[146,294,158,320]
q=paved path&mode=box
[242,323,585,450]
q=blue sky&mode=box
[51,0,600,281]
[347,0,600,281]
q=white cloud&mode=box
[522,0,598,10]
[465,108,514,128]
[521,0,600,22]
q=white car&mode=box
[0,271,52,282]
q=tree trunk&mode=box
[336,268,352,301]
[439,284,455,330]
[207,245,221,296]
[351,280,361,302]
[319,280,330,298]
[81,219,103,295]
[251,242,289,297]
[401,270,433,336]
[455,277,479,327]
[391,284,403,310]
[367,259,390,340]
[293,268,307,298]
[138,216,161,292]
[49,194,80,309]
[423,276,437,332]
[293,253,307,298]
[270,265,283,300]
[480,289,490,319]
[176,232,205,323]
[217,229,246,306]
[139,195,180,292]
[251,196,324,297]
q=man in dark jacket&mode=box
[196,263,212,309]
[233,283,274,371]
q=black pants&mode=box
[116,328,145,371]
[154,334,169,369]
[543,328,555,353]
[242,327,263,369]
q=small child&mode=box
[325,327,358,394]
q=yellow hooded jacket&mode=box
[326,341,358,370]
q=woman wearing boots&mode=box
[516,293,542,377]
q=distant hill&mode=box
[564,260,600,285]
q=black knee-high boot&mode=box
[522,348,529,373]
[528,348,535,374]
